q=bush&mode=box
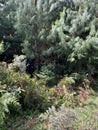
[0,66,51,112]
[39,105,78,130]
[0,91,19,127]
[0,66,94,111]
[37,63,57,86]
[39,99,98,130]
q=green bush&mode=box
[0,91,19,127]
[0,66,90,112]
[0,66,52,112]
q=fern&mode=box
[0,92,19,126]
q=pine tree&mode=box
[0,0,22,62]
[15,0,66,71]
[15,0,98,83]
[49,0,98,78]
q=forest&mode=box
[0,0,98,129]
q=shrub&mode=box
[37,63,57,86]
[39,105,78,130]
[48,86,75,108]
[39,98,98,130]
[0,91,19,127]
[0,66,51,112]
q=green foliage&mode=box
[0,91,19,126]
[39,105,78,130]
[48,86,75,108]
[0,66,51,112]
[0,66,98,129]
[39,98,98,130]
[74,105,98,129]
[0,0,22,62]
[0,65,94,112]
[1,0,98,81]
[48,0,98,87]
[6,0,97,86]
[14,0,67,72]
[0,1,98,129]
[36,63,57,86]
[58,76,75,87]
[0,42,4,54]
[22,78,51,111]
[0,66,86,113]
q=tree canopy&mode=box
[0,0,98,81]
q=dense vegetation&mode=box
[0,0,98,129]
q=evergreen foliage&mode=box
[15,0,66,71]
[14,0,98,83]
[0,0,22,62]
[48,0,98,80]
[0,1,98,129]
[1,0,98,84]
